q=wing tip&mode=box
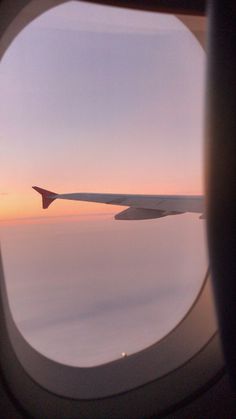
[32,186,57,209]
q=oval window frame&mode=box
[0,2,224,417]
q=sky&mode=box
[0,1,206,366]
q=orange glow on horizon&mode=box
[0,195,117,224]
[0,180,203,225]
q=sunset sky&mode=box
[0,1,204,222]
[0,2,206,366]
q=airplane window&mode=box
[0,1,206,367]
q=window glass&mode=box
[0,1,206,366]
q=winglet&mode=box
[32,186,57,209]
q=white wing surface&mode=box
[32,186,205,220]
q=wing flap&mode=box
[115,207,184,220]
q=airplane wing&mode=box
[32,186,205,220]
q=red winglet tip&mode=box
[32,186,57,209]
